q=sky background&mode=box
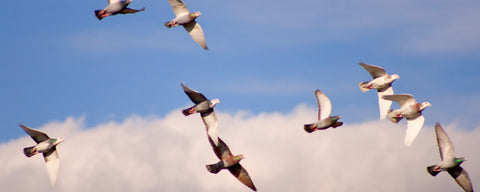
[2,0,480,191]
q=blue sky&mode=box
[2,0,480,143]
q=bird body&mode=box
[304,90,342,133]
[427,123,473,192]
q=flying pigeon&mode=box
[304,89,343,133]
[94,0,145,20]
[358,62,399,120]
[382,94,431,146]
[20,124,64,186]
[427,123,473,192]
[165,0,208,50]
[181,83,220,146]
[206,136,257,191]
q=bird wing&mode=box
[202,110,219,146]
[377,86,393,120]
[208,136,232,160]
[404,115,424,147]
[447,165,473,192]
[435,123,455,161]
[359,62,386,78]
[382,94,416,107]
[120,7,145,14]
[315,90,332,120]
[183,21,208,50]
[19,124,50,144]
[43,149,59,186]
[181,83,208,104]
[168,0,189,17]
[228,163,257,191]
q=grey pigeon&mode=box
[383,94,431,146]
[181,83,220,146]
[304,89,343,133]
[358,62,399,120]
[20,124,64,186]
[427,123,473,192]
[206,135,257,191]
[94,0,145,20]
[165,0,208,50]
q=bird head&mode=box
[419,102,431,111]
[52,138,64,145]
[234,154,244,162]
[209,99,220,108]
[455,157,467,165]
[190,11,201,18]
[125,0,133,4]
[390,74,400,80]
[331,116,341,122]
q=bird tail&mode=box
[182,107,195,116]
[23,146,37,157]
[206,162,223,174]
[358,82,370,92]
[94,10,104,20]
[164,21,174,28]
[387,110,402,124]
[427,165,441,176]
[304,124,317,133]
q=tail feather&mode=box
[206,162,223,174]
[304,124,316,133]
[164,21,173,28]
[23,146,37,157]
[387,110,402,124]
[182,107,194,116]
[427,165,441,176]
[359,82,370,92]
[94,10,104,20]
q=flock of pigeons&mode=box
[16,0,473,191]
[94,0,208,50]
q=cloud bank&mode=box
[1,105,479,191]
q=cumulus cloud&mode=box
[1,106,479,191]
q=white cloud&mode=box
[1,106,479,191]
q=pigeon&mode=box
[20,124,64,186]
[427,123,473,192]
[304,89,343,133]
[206,136,257,191]
[165,0,208,50]
[382,94,431,146]
[358,62,399,120]
[181,83,220,146]
[94,0,145,20]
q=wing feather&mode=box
[404,115,424,147]
[168,0,189,16]
[448,166,473,192]
[359,62,387,78]
[228,164,257,191]
[202,111,219,146]
[44,149,59,186]
[377,86,393,120]
[382,94,416,107]
[181,83,208,104]
[183,21,208,50]
[19,124,50,144]
[315,90,332,120]
[435,123,455,161]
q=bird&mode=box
[427,122,473,192]
[181,83,220,146]
[94,0,145,20]
[165,0,208,50]
[382,94,431,146]
[304,89,343,133]
[19,124,64,186]
[206,135,257,191]
[358,62,400,120]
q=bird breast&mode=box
[34,141,55,153]
[172,14,196,25]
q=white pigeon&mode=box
[427,123,473,192]
[20,124,64,186]
[94,0,145,20]
[382,94,431,147]
[358,62,399,120]
[165,0,208,50]
[304,89,343,133]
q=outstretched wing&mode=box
[228,163,257,191]
[208,136,232,160]
[382,94,416,107]
[377,86,393,120]
[168,0,189,16]
[435,123,455,161]
[19,124,50,144]
[181,83,208,104]
[404,115,424,147]
[43,149,59,186]
[202,111,218,146]
[315,90,332,120]
[447,165,473,192]
[120,7,145,14]
[359,62,387,79]
[183,21,208,50]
